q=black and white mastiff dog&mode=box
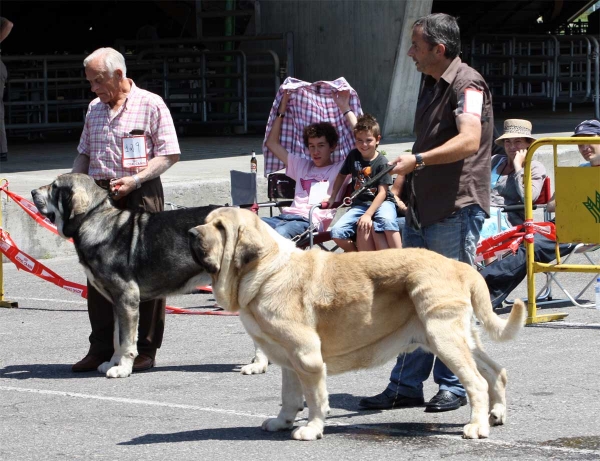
[31,173,218,378]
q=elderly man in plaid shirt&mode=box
[71,47,180,373]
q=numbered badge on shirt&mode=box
[122,133,148,168]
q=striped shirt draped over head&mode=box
[262,77,362,176]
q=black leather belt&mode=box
[94,179,114,190]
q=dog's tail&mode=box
[471,275,526,342]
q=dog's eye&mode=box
[215,222,224,231]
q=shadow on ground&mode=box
[118,421,464,445]
[0,363,240,379]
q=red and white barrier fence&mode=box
[475,221,556,263]
[0,180,231,316]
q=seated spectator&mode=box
[328,114,402,252]
[546,119,600,212]
[572,119,600,166]
[263,90,355,238]
[481,119,600,309]
[356,173,407,249]
[480,119,546,241]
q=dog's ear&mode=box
[58,184,91,237]
[233,223,262,270]
[70,186,91,218]
[59,186,90,221]
[188,223,222,274]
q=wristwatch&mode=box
[414,153,425,171]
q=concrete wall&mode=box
[383,0,433,137]
[243,0,418,131]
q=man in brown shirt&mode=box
[359,13,493,413]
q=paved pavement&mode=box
[1,107,600,459]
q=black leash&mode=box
[343,163,395,206]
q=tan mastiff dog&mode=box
[188,207,526,441]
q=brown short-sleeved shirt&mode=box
[408,57,493,228]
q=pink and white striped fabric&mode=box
[262,77,362,176]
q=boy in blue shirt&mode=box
[328,114,402,251]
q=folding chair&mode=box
[293,181,355,251]
[228,171,339,250]
[262,172,296,216]
[533,242,600,307]
[230,170,258,207]
[476,176,554,267]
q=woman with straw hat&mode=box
[479,119,547,240]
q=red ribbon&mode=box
[476,221,556,262]
[0,181,68,239]
[0,229,88,298]
[523,219,556,243]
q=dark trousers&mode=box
[480,233,575,308]
[87,177,166,359]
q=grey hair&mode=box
[83,47,127,77]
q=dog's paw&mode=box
[462,423,490,439]
[261,417,294,432]
[489,404,506,426]
[105,365,132,379]
[240,361,268,375]
[291,425,323,441]
[98,361,115,374]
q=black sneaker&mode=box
[424,390,467,412]
[358,390,424,410]
[0,152,7,162]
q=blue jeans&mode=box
[386,205,485,399]
[262,214,309,239]
[330,201,399,239]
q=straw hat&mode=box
[494,119,536,146]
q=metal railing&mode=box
[3,34,291,137]
[3,54,89,135]
[133,49,248,132]
[469,34,599,118]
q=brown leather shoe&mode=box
[72,354,109,372]
[133,354,155,372]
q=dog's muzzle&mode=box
[31,189,54,222]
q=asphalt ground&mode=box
[1,251,600,460]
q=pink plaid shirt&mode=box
[262,77,363,176]
[77,80,180,179]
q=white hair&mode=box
[83,47,127,78]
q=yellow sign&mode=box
[555,166,600,244]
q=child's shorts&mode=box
[330,201,399,240]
